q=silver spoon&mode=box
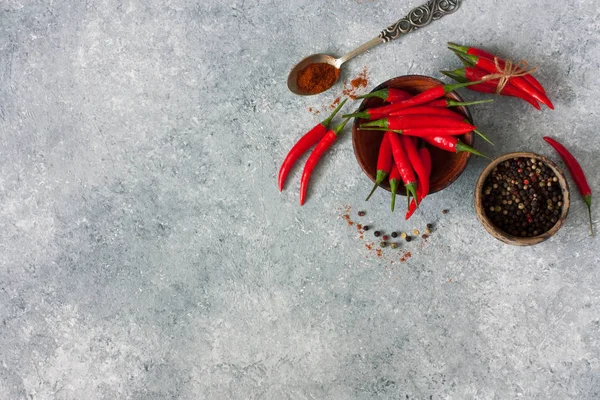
[287,0,461,96]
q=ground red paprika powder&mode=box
[297,63,340,94]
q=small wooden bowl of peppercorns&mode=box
[475,152,570,246]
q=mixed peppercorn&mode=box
[482,157,563,237]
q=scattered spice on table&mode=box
[296,63,340,94]
[358,210,366,216]
[442,209,449,214]
[482,157,563,237]
[341,66,369,99]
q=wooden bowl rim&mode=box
[474,151,571,246]
[351,75,474,195]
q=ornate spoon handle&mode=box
[379,0,461,43]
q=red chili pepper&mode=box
[361,126,477,138]
[356,88,413,103]
[400,135,427,207]
[361,116,476,132]
[388,106,493,145]
[388,164,402,212]
[386,131,418,204]
[365,133,393,201]
[278,98,347,191]
[455,52,554,110]
[441,67,541,110]
[406,146,432,220]
[543,136,593,236]
[422,135,489,158]
[299,118,350,205]
[448,42,546,95]
[389,106,468,119]
[344,81,481,120]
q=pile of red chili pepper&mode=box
[345,81,492,219]
[442,42,553,110]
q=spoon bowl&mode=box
[287,54,340,96]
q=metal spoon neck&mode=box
[336,37,383,66]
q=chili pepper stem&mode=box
[405,182,418,207]
[472,128,494,145]
[365,171,387,201]
[322,98,348,126]
[342,111,370,119]
[390,180,398,212]
[332,117,351,135]
[356,89,388,100]
[447,42,470,54]
[455,141,491,159]
[448,99,494,107]
[441,70,468,83]
[360,119,388,129]
[584,194,594,236]
[444,80,484,93]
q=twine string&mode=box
[481,57,537,93]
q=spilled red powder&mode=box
[400,251,412,263]
[329,96,341,109]
[376,249,383,258]
[342,66,369,99]
[342,205,354,226]
[365,243,373,250]
[309,67,369,114]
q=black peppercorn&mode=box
[374,231,381,237]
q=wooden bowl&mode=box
[351,75,475,194]
[474,152,570,246]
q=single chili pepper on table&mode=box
[447,42,546,95]
[453,52,554,110]
[388,164,402,212]
[422,135,489,158]
[365,133,393,201]
[356,88,413,103]
[278,98,347,191]
[441,67,541,110]
[543,136,594,236]
[406,146,432,220]
[400,135,428,208]
[360,116,476,132]
[299,118,350,205]
[343,81,482,120]
[386,131,418,205]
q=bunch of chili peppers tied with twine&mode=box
[279,42,593,233]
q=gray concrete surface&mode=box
[1,0,599,399]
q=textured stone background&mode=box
[1,0,599,399]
